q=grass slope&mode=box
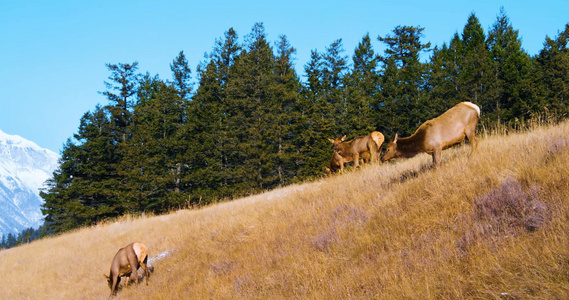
[1,120,569,299]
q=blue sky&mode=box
[1,0,567,154]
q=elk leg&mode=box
[143,265,150,285]
[110,275,119,298]
[368,149,375,165]
[130,263,139,285]
[141,257,150,285]
[465,128,479,155]
[432,148,442,168]
[354,153,360,168]
[376,140,384,164]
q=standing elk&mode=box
[382,101,480,168]
[328,131,384,172]
[105,242,150,299]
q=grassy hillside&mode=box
[2,119,569,299]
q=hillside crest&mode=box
[2,120,568,299]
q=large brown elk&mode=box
[382,101,480,168]
[105,242,150,299]
[328,131,384,172]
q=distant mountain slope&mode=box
[0,129,59,238]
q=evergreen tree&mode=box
[41,106,121,233]
[427,31,466,115]
[102,62,139,143]
[169,52,194,197]
[226,22,276,191]
[459,14,493,113]
[189,28,241,200]
[322,39,349,134]
[270,35,303,185]
[427,43,457,116]
[41,138,82,233]
[5,233,17,248]
[298,50,334,176]
[429,14,493,126]
[170,51,193,100]
[0,227,46,249]
[536,23,569,116]
[486,7,535,121]
[378,25,432,136]
[377,56,403,138]
[119,74,188,213]
[42,63,140,234]
[168,53,193,196]
[304,50,324,96]
[297,39,349,176]
[343,33,380,135]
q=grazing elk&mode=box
[105,242,150,299]
[118,264,155,289]
[329,131,385,171]
[382,101,480,168]
[327,150,372,174]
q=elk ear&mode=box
[341,135,346,141]
[328,138,335,144]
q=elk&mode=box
[382,101,480,168]
[327,150,372,174]
[328,131,384,171]
[105,242,150,299]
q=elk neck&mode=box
[395,131,426,157]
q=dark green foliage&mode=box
[40,14,569,234]
[0,226,45,250]
[486,8,536,123]
[0,233,18,249]
[270,35,303,185]
[322,39,349,134]
[120,74,188,212]
[459,14,494,113]
[535,23,569,117]
[41,106,121,234]
[378,25,432,137]
[344,34,380,135]
[227,23,276,192]
[189,27,242,200]
[297,47,337,176]
[170,51,193,100]
[102,62,139,143]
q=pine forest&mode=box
[39,11,569,235]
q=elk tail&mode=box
[371,131,384,150]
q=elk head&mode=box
[328,135,346,155]
[382,133,399,162]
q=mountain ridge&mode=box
[0,129,59,238]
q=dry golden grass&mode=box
[2,118,569,299]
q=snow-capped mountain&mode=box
[0,129,59,238]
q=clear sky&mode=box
[1,0,567,154]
